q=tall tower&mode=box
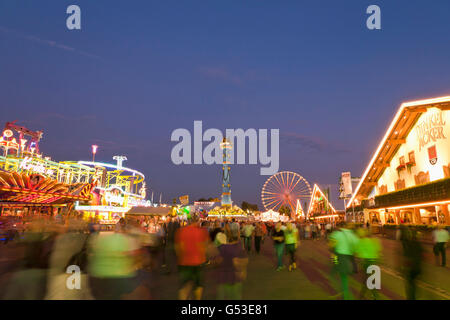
[220,137,232,207]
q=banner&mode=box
[341,172,352,198]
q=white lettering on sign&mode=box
[127,197,152,207]
[105,192,125,205]
[19,157,54,176]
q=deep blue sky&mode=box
[1,0,450,209]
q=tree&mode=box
[197,197,219,202]
[279,205,291,216]
[241,201,259,212]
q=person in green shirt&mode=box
[88,228,141,299]
[329,223,359,300]
[284,223,299,271]
[355,227,381,299]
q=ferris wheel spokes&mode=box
[261,171,312,215]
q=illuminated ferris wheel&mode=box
[261,171,312,214]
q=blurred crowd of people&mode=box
[0,214,448,300]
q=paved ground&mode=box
[0,236,449,299]
[148,236,450,300]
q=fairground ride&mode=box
[261,171,312,219]
[0,122,151,221]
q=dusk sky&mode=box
[1,0,450,210]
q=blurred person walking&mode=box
[87,223,143,300]
[400,226,423,300]
[272,222,285,271]
[311,224,317,240]
[216,228,248,300]
[284,222,299,271]
[174,218,210,300]
[3,219,56,299]
[45,219,93,299]
[432,225,449,267]
[304,224,311,240]
[325,222,332,239]
[242,222,255,253]
[355,228,381,300]
[329,223,359,300]
[254,222,265,254]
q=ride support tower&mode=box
[220,137,232,207]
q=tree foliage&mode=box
[241,201,258,212]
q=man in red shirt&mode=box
[174,218,210,300]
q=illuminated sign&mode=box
[75,205,130,213]
[3,130,13,138]
[127,197,152,207]
[0,130,28,152]
[19,157,54,176]
[99,187,152,208]
[0,138,19,150]
[104,191,125,205]
[194,201,216,206]
[416,111,446,151]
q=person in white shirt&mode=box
[242,223,255,252]
[433,226,449,267]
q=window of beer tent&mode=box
[408,151,415,165]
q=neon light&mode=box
[308,184,337,216]
[127,197,152,207]
[380,200,450,210]
[77,161,145,179]
[19,157,54,176]
[95,186,144,199]
[402,96,450,107]
[104,192,125,205]
[75,205,131,213]
[0,138,19,150]
[310,214,339,219]
[3,130,13,138]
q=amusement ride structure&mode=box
[220,137,232,207]
[261,171,312,219]
[0,121,151,221]
[208,137,245,217]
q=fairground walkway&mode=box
[149,237,450,300]
[0,236,448,299]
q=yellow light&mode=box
[311,214,339,219]
[402,96,450,107]
[381,200,450,210]
[307,184,337,215]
